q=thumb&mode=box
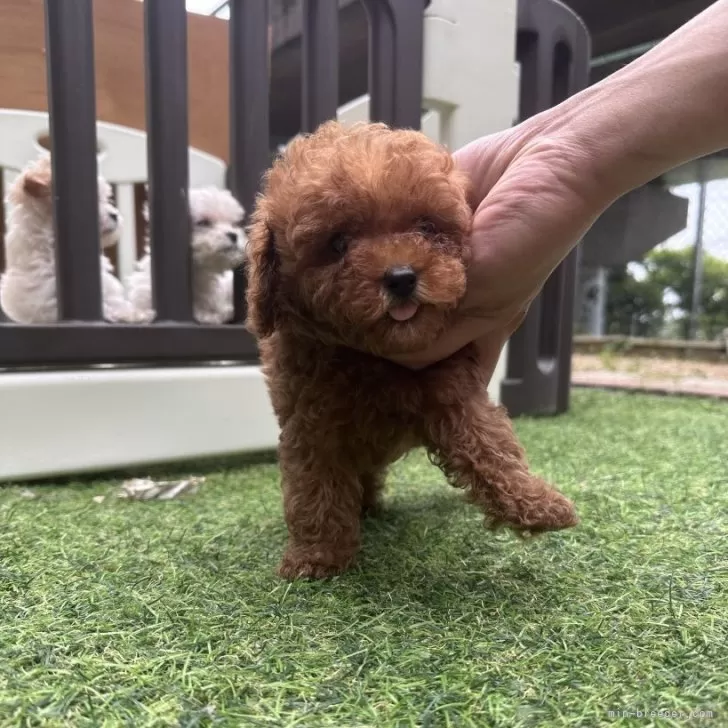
[453,132,511,210]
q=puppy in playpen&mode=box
[126,187,247,324]
[245,121,579,580]
[0,155,136,324]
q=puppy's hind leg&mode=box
[360,471,386,517]
[424,393,578,534]
[277,423,363,580]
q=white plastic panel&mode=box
[0,109,226,185]
[0,366,278,482]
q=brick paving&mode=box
[572,370,728,400]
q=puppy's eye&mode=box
[415,217,439,236]
[196,218,213,228]
[329,233,349,256]
[234,218,245,229]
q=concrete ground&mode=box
[571,353,728,399]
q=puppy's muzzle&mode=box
[383,266,417,300]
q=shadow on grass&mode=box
[4,454,572,625]
[245,489,573,621]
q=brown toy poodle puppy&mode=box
[246,121,578,580]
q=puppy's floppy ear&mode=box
[245,208,280,338]
[22,163,52,199]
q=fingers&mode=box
[388,315,495,369]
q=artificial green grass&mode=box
[1,390,727,727]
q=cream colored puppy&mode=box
[127,187,246,324]
[0,155,136,324]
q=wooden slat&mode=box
[144,0,192,322]
[44,0,103,321]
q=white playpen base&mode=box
[488,345,508,404]
[1,349,507,483]
[0,365,279,482]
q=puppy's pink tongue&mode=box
[389,302,419,322]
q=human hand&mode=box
[394,0,728,376]
[392,122,608,376]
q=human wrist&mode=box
[524,79,657,212]
[517,76,686,215]
[524,0,728,210]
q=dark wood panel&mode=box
[271,0,368,138]
[0,323,259,367]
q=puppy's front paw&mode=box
[489,477,579,535]
[277,546,355,580]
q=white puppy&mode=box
[127,187,246,324]
[0,155,136,324]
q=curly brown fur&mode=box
[246,121,578,580]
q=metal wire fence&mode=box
[579,153,728,343]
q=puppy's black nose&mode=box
[384,266,417,299]
[108,211,118,223]
[226,231,238,244]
